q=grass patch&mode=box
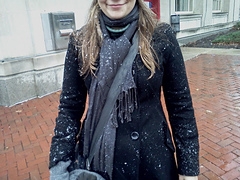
[212,29,240,44]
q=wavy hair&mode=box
[78,0,158,78]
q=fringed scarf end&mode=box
[111,87,138,127]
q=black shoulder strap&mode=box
[86,33,139,170]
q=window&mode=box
[213,0,221,11]
[175,0,193,12]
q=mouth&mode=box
[108,2,127,9]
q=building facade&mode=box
[149,0,240,44]
[0,0,239,106]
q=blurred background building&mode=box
[0,0,239,106]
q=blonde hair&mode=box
[78,0,158,78]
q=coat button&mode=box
[131,131,139,140]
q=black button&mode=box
[131,131,139,140]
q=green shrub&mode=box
[212,31,240,44]
[233,21,240,30]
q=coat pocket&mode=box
[163,121,175,152]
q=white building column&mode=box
[226,0,235,22]
[202,0,213,26]
[194,0,204,27]
[229,0,240,21]
[233,0,240,21]
[160,0,171,23]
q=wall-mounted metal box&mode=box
[171,15,180,33]
[41,12,76,51]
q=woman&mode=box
[49,0,199,179]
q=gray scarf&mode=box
[83,5,139,179]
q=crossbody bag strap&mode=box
[86,33,139,170]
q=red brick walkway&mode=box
[186,54,240,180]
[0,53,240,180]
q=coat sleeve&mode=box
[161,24,199,176]
[49,33,87,169]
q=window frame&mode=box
[175,0,194,14]
[212,0,222,13]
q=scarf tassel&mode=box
[111,88,138,127]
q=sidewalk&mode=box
[0,47,240,180]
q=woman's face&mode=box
[98,0,136,20]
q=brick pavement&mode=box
[186,54,240,180]
[0,52,240,179]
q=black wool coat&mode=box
[49,23,199,180]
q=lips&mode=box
[108,2,126,9]
[109,4,123,6]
